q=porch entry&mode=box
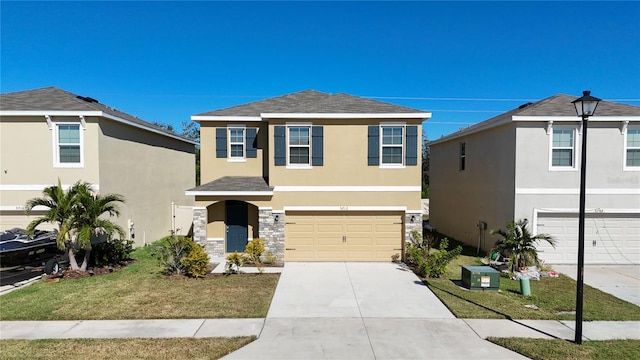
[226,200,248,253]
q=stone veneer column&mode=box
[405,212,423,244]
[259,209,285,264]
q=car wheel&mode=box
[45,259,60,275]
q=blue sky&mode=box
[1,1,639,139]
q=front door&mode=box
[226,200,248,253]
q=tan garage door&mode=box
[285,211,404,261]
[536,213,640,265]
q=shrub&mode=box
[226,251,246,274]
[405,230,462,278]
[183,243,210,278]
[244,238,265,264]
[156,235,209,277]
[91,238,134,266]
[263,251,277,265]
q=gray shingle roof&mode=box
[429,94,640,145]
[0,86,196,144]
[195,90,425,116]
[188,176,273,192]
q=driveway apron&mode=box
[223,262,527,360]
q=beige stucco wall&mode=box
[429,123,517,251]
[204,201,260,240]
[199,122,265,183]
[98,119,195,246]
[267,119,423,187]
[0,116,100,230]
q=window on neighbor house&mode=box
[551,128,575,168]
[626,127,640,168]
[55,123,82,167]
[459,142,466,171]
[228,127,245,159]
[288,126,311,165]
[381,125,404,165]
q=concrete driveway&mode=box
[552,265,640,306]
[223,262,526,360]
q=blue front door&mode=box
[226,201,248,253]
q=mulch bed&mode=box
[49,260,136,280]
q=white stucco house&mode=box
[428,94,640,265]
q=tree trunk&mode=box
[67,246,79,270]
[79,249,91,272]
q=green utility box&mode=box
[461,265,500,291]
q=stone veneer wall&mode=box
[405,212,423,244]
[193,207,224,258]
[259,209,285,263]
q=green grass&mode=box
[421,247,640,321]
[488,338,640,360]
[0,246,279,320]
[0,337,255,360]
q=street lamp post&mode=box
[571,90,601,345]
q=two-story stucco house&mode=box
[429,94,640,265]
[187,90,430,262]
[0,87,197,245]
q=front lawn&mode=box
[0,337,255,360]
[422,252,640,321]
[0,245,279,320]
[488,338,640,360]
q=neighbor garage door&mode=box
[284,211,404,261]
[536,213,640,265]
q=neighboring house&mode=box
[0,87,196,245]
[187,90,430,262]
[428,94,640,265]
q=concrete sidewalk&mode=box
[2,318,638,341]
[553,265,640,306]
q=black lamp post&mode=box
[571,90,601,345]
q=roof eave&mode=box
[260,112,432,119]
[191,116,263,122]
[1,110,198,145]
[185,191,274,196]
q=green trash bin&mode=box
[520,277,531,296]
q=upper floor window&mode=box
[551,128,575,169]
[228,127,245,160]
[459,142,466,171]
[626,127,640,169]
[54,123,83,167]
[381,125,404,166]
[288,126,311,166]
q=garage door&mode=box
[284,211,404,261]
[536,213,640,265]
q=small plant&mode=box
[263,251,277,265]
[91,237,134,267]
[405,229,462,278]
[491,219,556,273]
[244,238,265,264]
[182,243,210,278]
[226,251,246,275]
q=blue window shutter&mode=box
[405,125,418,166]
[274,126,285,166]
[216,128,227,158]
[368,125,379,166]
[312,126,323,166]
[246,128,257,158]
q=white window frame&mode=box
[286,123,312,169]
[227,125,246,162]
[53,122,84,168]
[380,123,405,169]
[624,125,640,171]
[549,125,578,171]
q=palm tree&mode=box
[490,219,557,273]
[25,179,124,271]
[72,185,125,271]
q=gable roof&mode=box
[193,90,430,119]
[0,86,197,145]
[429,94,640,145]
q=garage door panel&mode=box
[537,213,639,265]
[285,211,403,261]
